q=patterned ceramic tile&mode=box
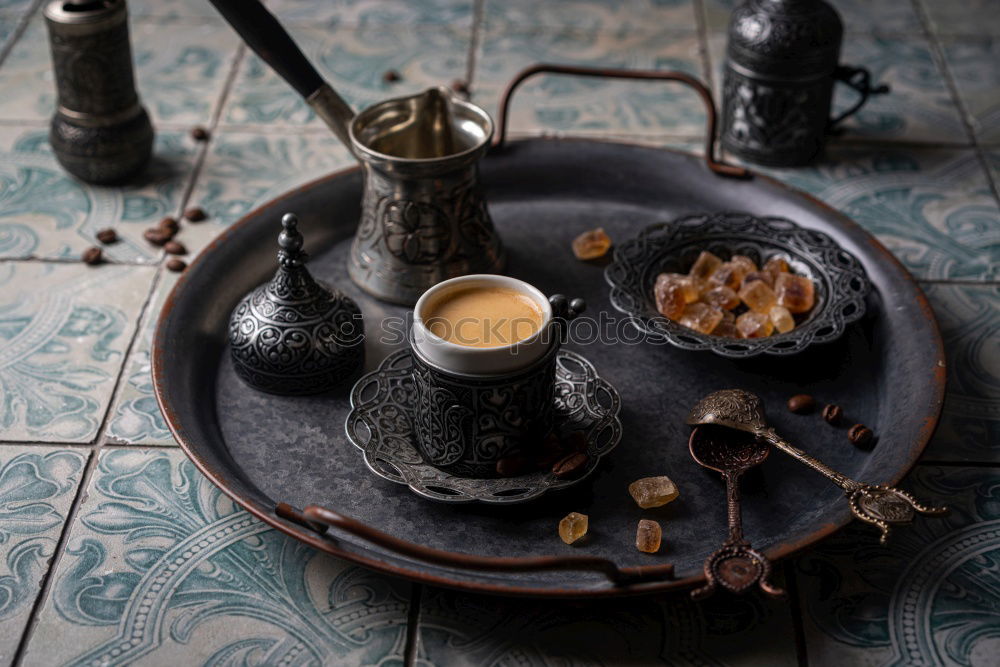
[0,445,87,664]
[0,127,197,263]
[0,16,239,127]
[220,23,472,129]
[0,262,156,443]
[473,27,708,139]
[105,272,178,447]
[760,146,1000,281]
[941,36,1000,143]
[416,583,799,665]
[919,0,1000,36]
[702,0,923,33]
[22,448,412,665]
[922,284,1000,463]
[794,465,1000,666]
[266,0,475,27]
[180,131,355,255]
[482,0,698,33]
[0,14,18,50]
[705,32,968,145]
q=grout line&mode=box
[403,583,423,666]
[0,0,41,69]
[10,447,99,666]
[783,560,810,667]
[465,0,484,89]
[912,0,1000,205]
[93,267,165,447]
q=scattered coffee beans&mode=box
[382,69,401,82]
[159,216,179,234]
[190,126,210,141]
[82,246,102,265]
[552,452,587,479]
[496,455,528,477]
[848,424,873,447]
[166,258,187,272]
[164,240,187,256]
[787,394,816,414]
[822,404,843,425]
[95,228,118,244]
[143,228,169,246]
[450,79,469,94]
[183,207,206,222]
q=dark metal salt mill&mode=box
[720,0,888,166]
[44,0,154,183]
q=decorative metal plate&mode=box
[345,348,622,504]
[605,212,871,357]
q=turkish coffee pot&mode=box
[209,0,504,306]
[720,0,889,166]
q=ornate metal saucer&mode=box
[605,212,871,357]
[345,348,622,504]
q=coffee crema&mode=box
[422,285,545,348]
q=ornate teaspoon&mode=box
[687,389,948,545]
[688,425,785,600]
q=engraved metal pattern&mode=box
[347,156,504,306]
[345,349,622,504]
[606,212,871,357]
[687,389,949,545]
[229,214,364,395]
[688,426,784,600]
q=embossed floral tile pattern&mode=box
[473,27,708,139]
[923,284,1000,463]
[793,466,1000,666]
[0,127,197,263]
[0,445,87,664]
[22,449,412,666]
[940,36,1000,143]
[482,0,697,33]
[181,132,355,256]
[266,0,475,28]
[0,263,156,443]
[759,146,1000,282]
[105,272,178,446]
[416,583,799,665]
[220,23,472,129]
[918,0,1000,36]
[0,15,239,127]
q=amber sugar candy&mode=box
[775,272,815,313]
[559,512,588,544]
[628,476,680,509]
[572,228,612,260]
[636,519,662,553]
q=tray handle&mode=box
[493,63,749,179]
[276,503,675,587]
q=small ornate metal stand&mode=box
[228,213,364,395]
[688,426,783,600]
[687,389,949,544]
[345,348,622,504]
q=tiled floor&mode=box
[0,0,997,665]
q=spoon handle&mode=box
[759,428,948,544]
[759,427,859,492]
[724,470,745,545]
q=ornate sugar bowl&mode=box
[720,0,888,166]
[229,213,365,395]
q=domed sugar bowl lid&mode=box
[228,213,365,395]
[727,0,843,79]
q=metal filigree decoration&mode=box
[687,389,949,545]
[605,212,871,357]
[229,213,364,395]
[688,426,784,600]
[344,349,622,504]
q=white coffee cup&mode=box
[411,274,555,375]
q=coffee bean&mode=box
[82,246,102,265]
[190,126,210,141]
[450,78,469,95]
[787,394,816,414]
[159,216,179,234]
[166,258,187,273]
[563,430,588,453]
[552,452,588,479]
[848,424,873,447]
[164,240,187,255]
[382,69,401,83]
[95,228,118,244]
[183,206,206,222]
[144,228,169,246]
[496,456,528,477]
[822,404,843,425]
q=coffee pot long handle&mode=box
[207,0,355,149]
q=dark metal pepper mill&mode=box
[228,213,365,395]
[720,0,888,166]
[45,0,154,183]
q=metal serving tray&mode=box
[152,137,944,597]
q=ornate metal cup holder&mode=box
[345,348,623,504]
[605,212,871,358]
